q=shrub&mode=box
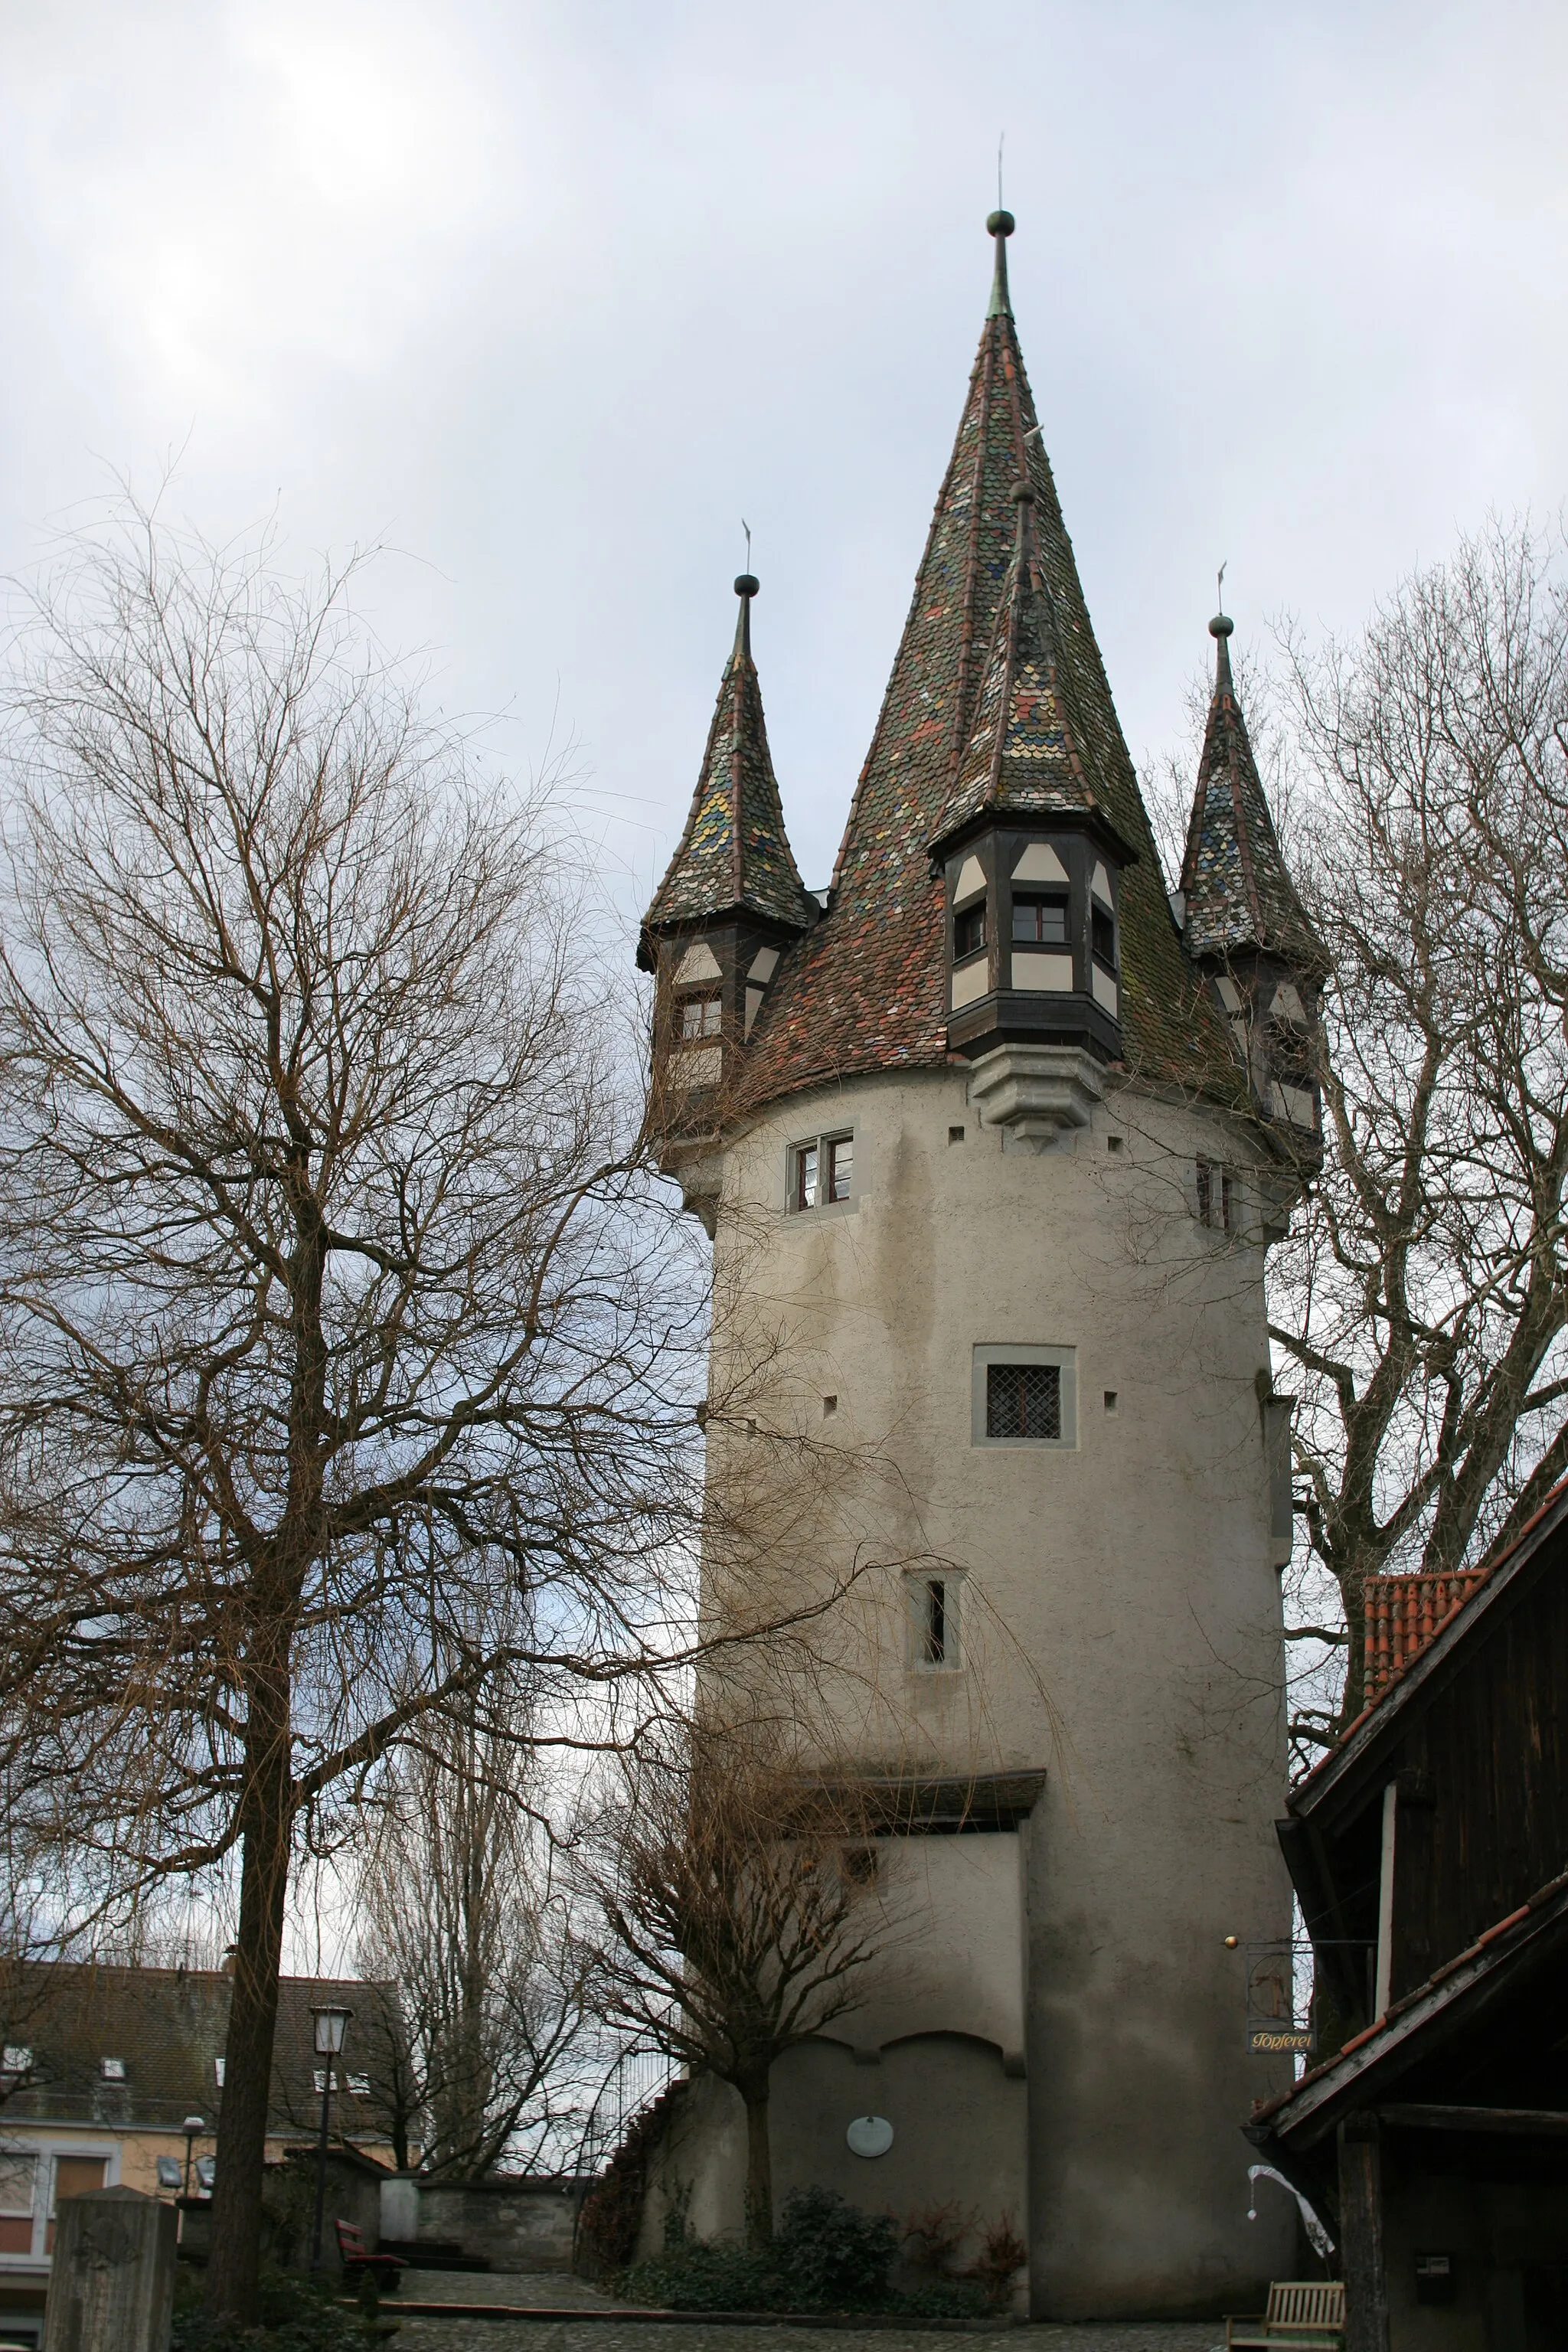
[172,2267,380,2351]
[773,2186,899,2310]
[619,2237,778,2311]
[971,2210,1028,2304]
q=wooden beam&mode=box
[1338,2115,1388,2352]
[1378,2103,1568,2134]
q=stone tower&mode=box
[638,214,1316,2319]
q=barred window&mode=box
[986,1362,1060,1441]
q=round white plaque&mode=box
[845,2114,893,2159]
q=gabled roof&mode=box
[642,578,818,949]
[1180,616,1324,973]
[1364,1566,1488,1697]
[1291,1477,1568,1811]
[930,483,1131,856]
[743,214,1238,1110]
[2,1962,402,2145]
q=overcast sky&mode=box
[5,0,1568,926]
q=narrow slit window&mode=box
[908,1570,959,1668]
[1197,1158,1233,1233]
[986,1362,1061,1440]
[954,903,987,959]
[1012,893,1069,945]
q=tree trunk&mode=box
[740,2077,773,2248]
[204,1669,294,2322]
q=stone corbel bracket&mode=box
[967,1042,1106,1152]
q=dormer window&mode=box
[954,903,987,959]
[1013,894,1068,946]
[680,995,722,1041]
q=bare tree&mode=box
[580,1723,890,2248]
[355,1661,602,2178]
[0,507,823,2318]
[1267,520,1568,1754]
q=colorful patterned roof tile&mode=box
[1180,616,1325,972]
[931,482,1122,851]
[743,214,1240,1111]
[643,580,818,942]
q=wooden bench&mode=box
[1226,2281,1345,2351]
[335,2219,402,2293]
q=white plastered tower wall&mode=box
[667,1060,1298,2315]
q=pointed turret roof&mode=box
[931,480,1133,855]
[642,577,818,950]
[1180,613,1325,973]
[743,213,1235,1105]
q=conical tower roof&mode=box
[745,214,1235,1105]
[642,577,818,949]
[1180,614,1325,973]
[932,480,1132,854]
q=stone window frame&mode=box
[1196,1157,1236,1235]
[784,1124,859,1217]
[905,1566,967,1671]
[971,1342,1078,1450]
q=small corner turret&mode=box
[639,574,817,1132]
[1177,608,1328,1155]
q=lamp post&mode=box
[309,2005,353,2271]
[181,2115,206,2200]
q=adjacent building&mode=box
[1253,1484,1568,2352]
[0,1964,400,2341]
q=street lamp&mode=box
[181,2115,206,2200]
[309,2006,353,2272]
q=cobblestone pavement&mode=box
[384,2276,1226,2352]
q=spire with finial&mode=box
[639,571,818,962]
[1178,604,1322,975]
[929,478,1131,854]
[986,207,1014,319]
[741,209,1236,1109]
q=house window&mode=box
[986,1362,1060,1440]
[1012,894,1068,946]
[1,2047,30,2077]
[1090,904,1116,969]
[0,2152,36,2256]
[1197,1158,1233,1232]
[680,994,722,1041]
[972,1344,1077,1448]
[792,1132,854,1210]
[47,2155,107,2249]
[907,1570,962,1668]
[840,1845,879,1886]
[954,903,987,959]
[100,2056,126,2081]
[156,2155,184,2189]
